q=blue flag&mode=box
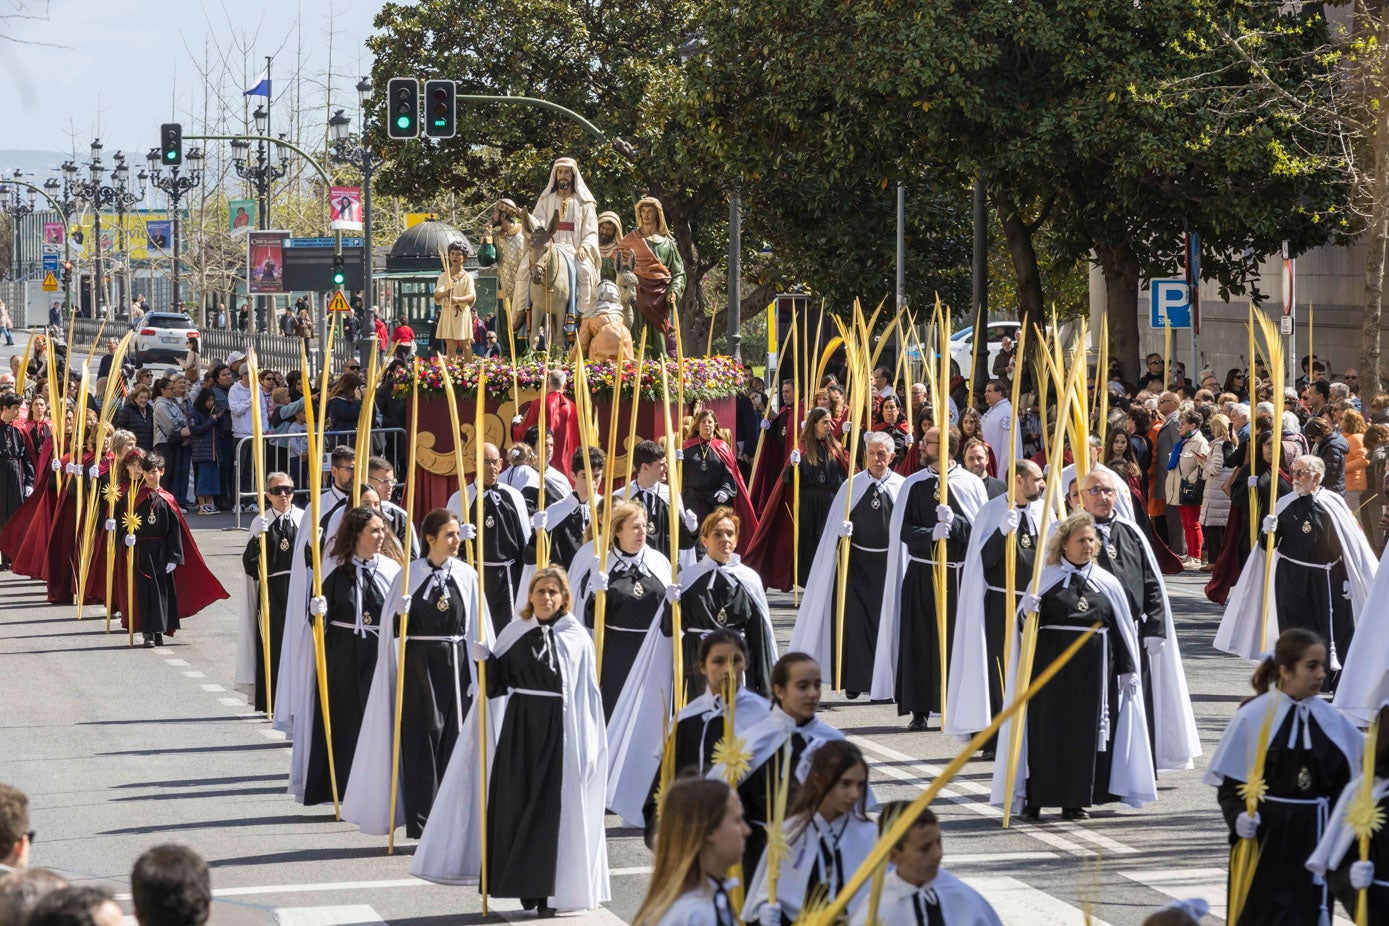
[244,70,270,97]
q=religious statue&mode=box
[618,196,685,354]
[478,198,526,356]
[513,157,601,325]
[432,240,476,359]
[575,279,634,364]
[598,211,623,283]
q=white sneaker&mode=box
[232,504,243,514]
[245,503,258,514]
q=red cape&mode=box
[744,442,847,592]
[747,406,796,513]
[118,486,230,633]
[512,392,582,478]
[681,436,759,551]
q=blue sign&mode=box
[284,237,364,249]
[1150,279,1191,330]
[42,255,58,273]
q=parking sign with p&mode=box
[1150,279,1191,330]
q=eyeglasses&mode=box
[1292,468,1314,477]
[371,477,397,489]
[267,485,295,496]
[1085,487,1116,497]
[25,830,34,844]
[345,365,361,372]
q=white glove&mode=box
[398,594,412,614]
[309,596,328,617]
[789,449,802,465]
[1000,509,1021,535]
[1020,592,1041,615]
[757,903,782,926]
[1234,811,1261,840]
[593,571,610,592]
[931,522,951,541]
[838,520,854,538]
[675,449,684,462]
[1144,636,1165,656]
[88,465,99,479]
[469,639,491,663]
[459,522,477,541]
[760,419,770,431]
[665,583,682,604]
[512,415,523,426]
[65,462,79,475]
[904,433,914,446]
[23,486,32,497]
[1119,672,1140,696]
[51,458,61,472]
[841,421,853,435]
[1247,475,1259,488]
[936,504,955,527]
[250,515,269,537]
[531,510,549,531]
[714,489,731,504]
[105,518,116,532]
[683,509,698,532]
[165,562,176,574]
[1351,860,1376,891]
[124,533,136,548]
[1262,515,1277,535]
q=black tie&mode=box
[710,879,736,926]
[914,888,944,926]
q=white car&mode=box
[134,312,199,364]
[949,320,1020,380]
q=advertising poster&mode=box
[229,199,256,234]
[146,221,173,251]
[247,230,289,294]
[328,186,363,231]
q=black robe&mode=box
[668,568,774,701]
[479,487,527,634]
[683,441,737,549]
[628,484,697,559]
[1026,573,1133,809]
[1275,495,1353,688]
[485,620,565,900]
[304,558,388,807]
[241,511,298,712]
[1217,709,1354,926]
[737,724,819,879]
[1093,515,1166,752]
[836,483,892,694]
[540,497,591,570]
[895,472,971,715]
[786,450,845,587]
[0,420,33,551]
[640,703,728,842]
[1327,781,1389,921]
[397,568,473,838]
[978,507,1039,720]
[586,553,664,719]
[122,487,184,636]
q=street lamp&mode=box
[104,152,146,315]
[146,145,203,316]
[0,171,38,282]
[328,75,381,361]
[232,106,289,332]
[66,140,122,320]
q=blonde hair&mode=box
[1209,413,1236,448]
[608,500,647,549]
[632,778,735,926]
[520,566,572,620]
[1045,510,1096,566]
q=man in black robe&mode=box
[453,443,529,633]
[242,472,301,713]
[125,454,183,647]
[530,448,603,572]
[889,426,986,729]
[621,439,697,558]
[963,437,1006,498]
[0,395,34,570]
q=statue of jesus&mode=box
[512,157,600,318]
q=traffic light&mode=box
[386,78,419,139]
[161,123,183,166]
[423,79,456,138]
[331,253,345,288]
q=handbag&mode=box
[1179,474,1205,506]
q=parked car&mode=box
[949,320,1020,379]
[133,312,199,364]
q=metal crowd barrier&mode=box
[232,427,408,530]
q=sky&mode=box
[0,0,380,172]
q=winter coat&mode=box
[115,400,156,452]
[1345,432,1367,493]
[153,396,190,448]
[188,407,221,464]
[1314,431,1349,495]
[1201,439,1236,527]
[1166,430,1208,504]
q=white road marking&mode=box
[182,671,205,678]
[850,735,1140,856]
[164,658,189,666]
[218,697,244,706]
[272,906,385,926]
[1117,867,1354,925]
[960,875,1114,925]
[200,684,225,692]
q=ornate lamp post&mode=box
[107,153,147,315]
[231,104,288,331]
[328,76,380,359]
[0,170,37,279]
[66,141,121,318]
[146,146,203,315]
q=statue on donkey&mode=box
[514,157,600,355]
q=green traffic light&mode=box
[396,114,412,130]
[433,118,446,127]
[165,150,176,161]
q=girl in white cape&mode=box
[631,777,751,926]
[741,740,875,926]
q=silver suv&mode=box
[134,312,199,364]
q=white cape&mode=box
[340,557,495,836]
[741,813,877,920]
[945,494,1047,735]
[848,869,1002,926]
[708,705,845,786]
[871,463,988,702]
[411,613,611,912]
[1217,488,1376,662]
[989,563,1156,811]
[1334,539,1389,723]
[980,398,1021,473]
[1307,775,1389,876]
[789,470,905,672]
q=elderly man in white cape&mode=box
[409,603,610,913]
[1055,434,1136,522]
[513,156,601,316]
[790,431,905,696]
[1216,454,1377,691]
[602,545,774,827]
[944,460,1048,744]
[340,553,495,838]
[870,426,989,728]
[989,517,1159,815]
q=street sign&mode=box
[41,272,59,292]
[281,240,365,292]
[1149,279,1191,329]
[42,255,58,274]
[326,290,352,313]
[284,237,365,248]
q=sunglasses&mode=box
[267,485,295,496]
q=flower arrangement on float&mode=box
[390,353,746,402]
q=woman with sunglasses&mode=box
[1222,367,1249,402]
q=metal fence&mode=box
[231,427,408,529]
[66,317,353,378]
